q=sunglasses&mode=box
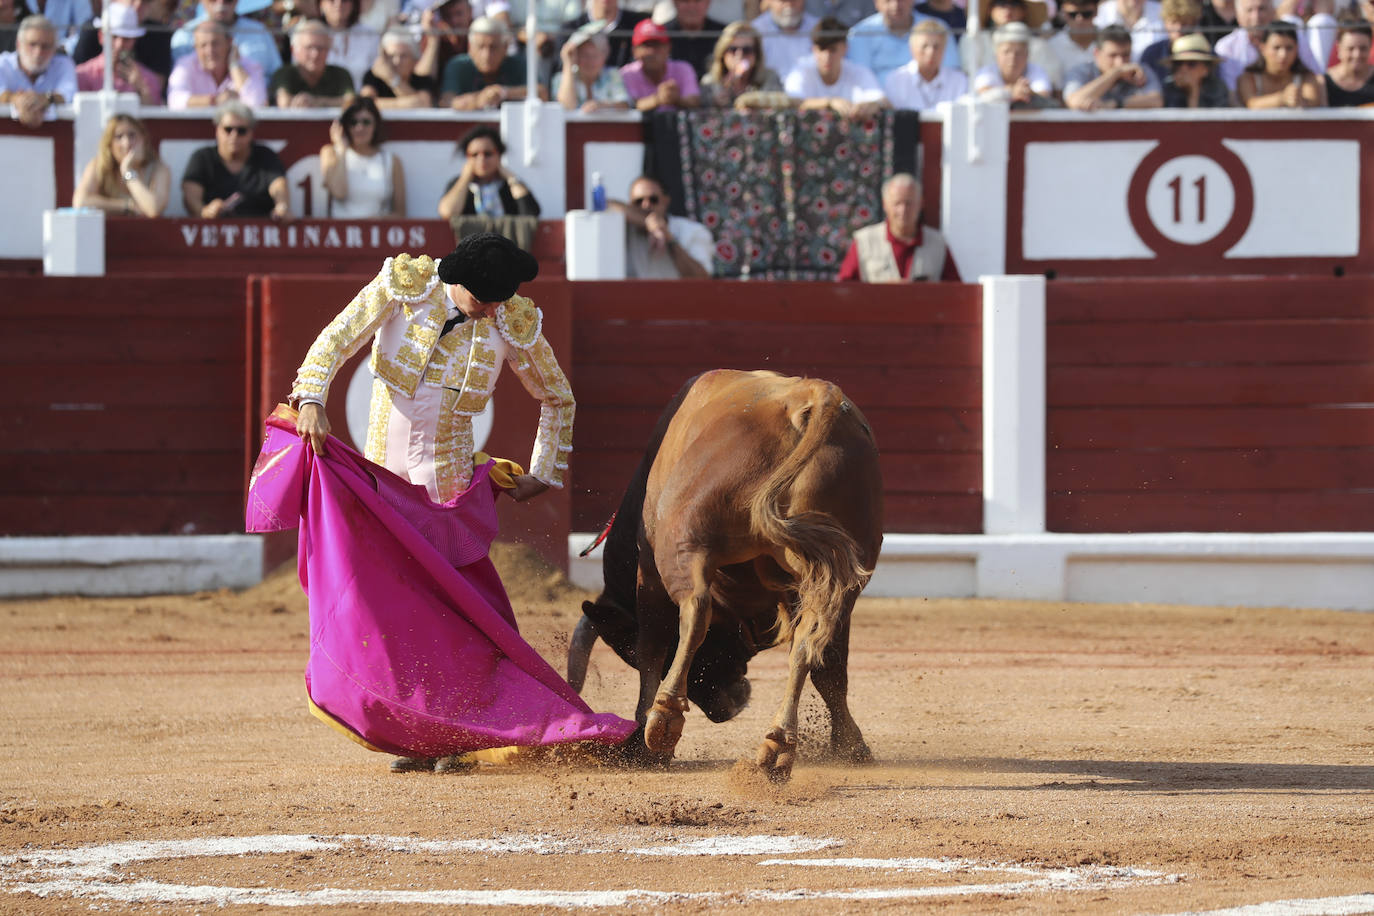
[347,117,375,127]
[725,44,757,55]
[631,194,661,206]
[219,124,251,135]
[1062,8,1095,17]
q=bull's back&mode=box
[645,369,882,566]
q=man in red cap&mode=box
[620,18,701,111]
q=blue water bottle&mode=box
[590,172,607,212]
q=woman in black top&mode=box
[1325,23,1374,107]
[436,124,540,220]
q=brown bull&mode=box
[568,369,883,780]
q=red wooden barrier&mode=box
[0,274,247,536]
[566,279,985,534]
[1046,276,1374,532]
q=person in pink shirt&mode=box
[166,20,266,109]
[619,18,701,112]
[74,1,164,104]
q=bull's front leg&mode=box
[756,634,811,783]
[644,557,713,761]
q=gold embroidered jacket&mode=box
[291,254,574,497]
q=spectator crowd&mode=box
[5,0,1373,275]
[6,0,1372,121]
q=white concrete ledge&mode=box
[0,536,265,597]
[570,532,1374,612]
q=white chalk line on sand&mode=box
[1152,894,1374,916]
[0,832,1180,909]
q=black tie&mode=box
[441,312,467,337]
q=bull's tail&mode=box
[747,381,872,668]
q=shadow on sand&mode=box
[837,757,1374,795]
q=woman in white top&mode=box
[320,97,407,217]
[321,0,383,87]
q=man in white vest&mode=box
[837,172,960,282]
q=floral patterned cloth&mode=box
[649,109,921,279]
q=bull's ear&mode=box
[581,600,597,614]
[789,403,813,433]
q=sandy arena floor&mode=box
[2,544,1372,915]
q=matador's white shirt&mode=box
[291,253,574,503]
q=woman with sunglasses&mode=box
[320,96,406,217]
[436,124,540,221]
[701,21,786,109]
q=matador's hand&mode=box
[296,402,331,456]
[507,474,549,502]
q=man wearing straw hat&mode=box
[1160,30,1230,105]
[74,2,165,103]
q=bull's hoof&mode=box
[754,727,797,784]
[643,694,688,758]
[833,736,874,765]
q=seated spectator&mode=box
[562,0,647,69]
[610,174,714,278]
[848,0,957,84]
[321,0,380,86]
[1199,0,1237,47]
[554,20,631,110]
[0,15,76,127]
[182,101,291,219]
[1161,31,1230,104]
[1216,0,1323,90]
[172,0,282,82]
[1139,0,1200,81]
[700,19,785,106]
[624,18,703,108]
[1094,0,1168,59]
[414,0,470,82]
[0,0,32,57]
[838,172,958,282]
[1324,23,1374,106]
[439,16,533,109]
[75,2,166,103]
[806,0,873,28]
[73,113,171,217]
[960,0,1058,86]
[361,28,435,106]
[320,97,406,216]
[1046,0,1099,85]
[973,21,1057,106]
[752,0,818,79]
[272,20,356,106]
[785,16,886,115]
[33,0,89,54]
[916,0,964,33]
[437,124,540,220]
[358,0,400,34]
[1236,18,1324,105]
[167,20,267,107]
[665,0,725,76]
[73,0,173,80]
[884,18,967,108]
[1064,23,1163,106]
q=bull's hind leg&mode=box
[809,607,872,763]
[755,635,810,783]
[644,553,713,760]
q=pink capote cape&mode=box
[245,407,635,758]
